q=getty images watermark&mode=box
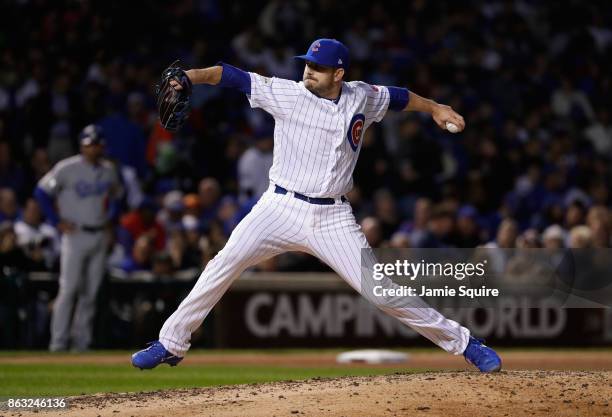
[371,258,498,298]
[360,248,612,309]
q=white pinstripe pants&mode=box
[159,185,470,356]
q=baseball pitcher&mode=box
[133,39,501,372]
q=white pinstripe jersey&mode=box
[247,73,391,197]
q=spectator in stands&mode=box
[400,197,432,244]
[238,131,273,203]
[168,222,202,270]
[0,142,26,198]
[516,229,541,249]
[389,231,411,248]
[126,92,154,132]
[14,198,60,270]
[416,206,456,248]
[565,201,587,230]
[551,77,595,123]
[183,193,200,217]
[119,235,154,273]
[197,177,221,230]
[151,251,175,276]
[455,205,482,248]
[360,217,384,248]
[568,225,593,249]
[199,219,228,264]
[480,218,518,273]
[262,42,296,79]
[119,163,145,210]
[28,73,78,158]
[97,93,148,177]
[542,224,566,249]
[118,198,166,253]
[0,188,19,223]
[0,221,45,272]
[485,218,518,249]
[584,109,612,156]
[373,189,400,240]
[216,196,241,237]
[146,143,195,195]
[158,191,185,234]
[586,205,610,248]
[24,148,52,198]
[395,118,442,197]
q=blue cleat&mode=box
[131,341,183,370]
[463,336,502,373]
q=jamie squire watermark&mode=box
[370,259,499,299]
[373,284,499,298]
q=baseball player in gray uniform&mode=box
[35,124,122,352]
[133,39,502,372]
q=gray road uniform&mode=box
[38,155,122,351]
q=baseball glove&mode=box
[156,61,193,132]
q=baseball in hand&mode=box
[445,122,460,133]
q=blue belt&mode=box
[274,185,347,205]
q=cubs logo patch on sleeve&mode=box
[347,113,365,151]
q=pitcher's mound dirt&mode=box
[14,370,612,417]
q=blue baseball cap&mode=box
[79,124,105,146]
[295,38,350,69]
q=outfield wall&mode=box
[1,271,611,349]
[216,272,612,348]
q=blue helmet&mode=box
[79,124,105,146]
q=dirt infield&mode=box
[6,370,611,417]
[3,351,611,417]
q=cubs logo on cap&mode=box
[295,38,350,69]
[347,114,365,151]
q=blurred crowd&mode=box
[1,0,612,277]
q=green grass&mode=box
[2,346,610,357]
[3,347,609,397]
[0,361,409,397]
